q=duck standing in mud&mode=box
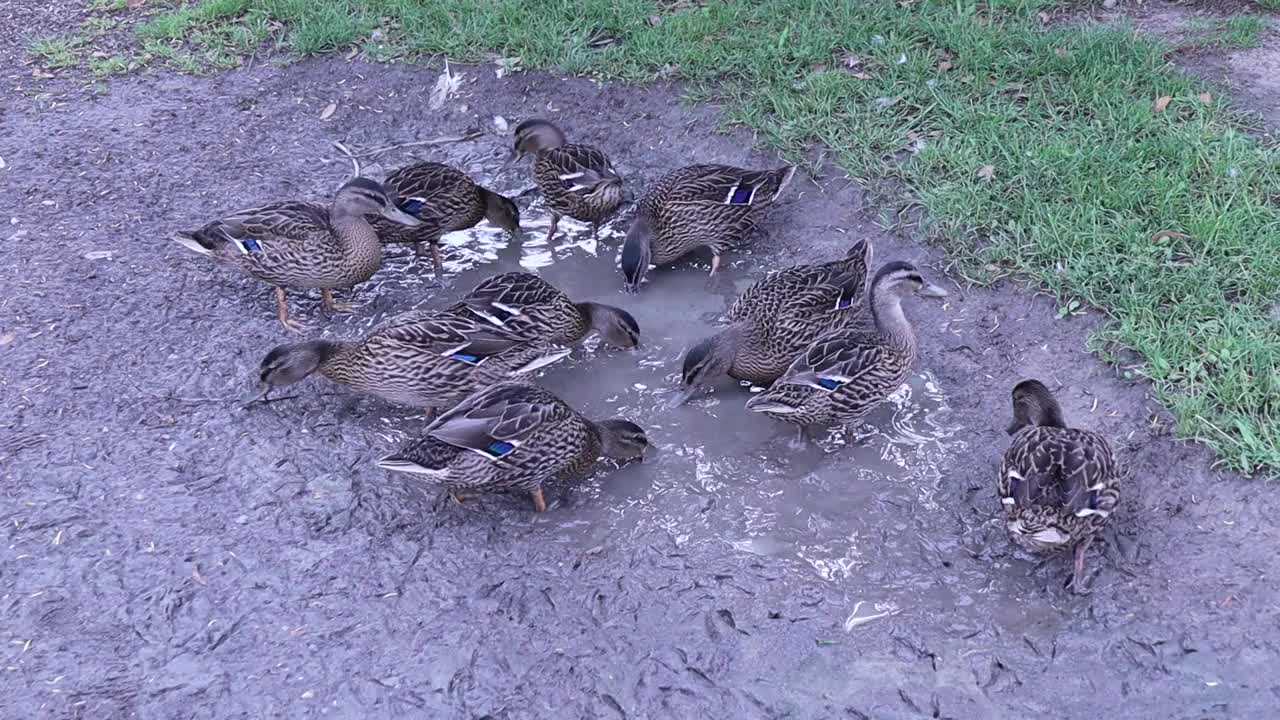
[998,379,1123,593]
[620,162,795,292]
[503,119,624,244]
[174,177,420,333]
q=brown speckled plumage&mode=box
[673,239,872,404]
[451,271,640,349]
[371,162,520,277]
[507,119,623,243]
[745,261,946,429]
[377,382,648,511]
[621,163,795,290]
[998,379,1122,591]
[176,177,417,332]
[252,308,570,414]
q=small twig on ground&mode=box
[332,141,361,178]
[352,131,485,159]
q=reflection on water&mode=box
[358,181,964,591]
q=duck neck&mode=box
[314,340,364,384]
[328,210,383,277]
[869,286,914,350]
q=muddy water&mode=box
[360,186,965,601]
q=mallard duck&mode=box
[243,307,570,415]
[175,177,419,333]
[503,119,624,243]
[999,379,1122,593]
[620,163,796,292]
[671,238,873,406]
[452,271,640,349]
[745,261,948,443]
[377,381,649,512]
[372,161,522,280]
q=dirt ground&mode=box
[3,22,1280,720]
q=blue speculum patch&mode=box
[728,185,754,205]
[400,198,425,215]
[560,179,576,190]
[242,238,262,253]
[816,377,842,391]
[449,353,481,364]
[485,440,515,457]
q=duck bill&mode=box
[240,382,270,408]
[918,282,950,299]
[381,204,422,227]
[666,386,699,409]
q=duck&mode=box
[452,271,640,349]
[377,381,649,512]
[745,261,948,444]
[503,119,624,243]
[242,307,570,415]
[620,163,796,292]
[998,379,1123,593]
[175,177,419,333]
[671,238,873,407]
[372,161,522,280]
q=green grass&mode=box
[29,37,82,68]
[1185,15,1268,49]
[38,0,1280,473]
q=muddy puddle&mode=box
[341,177,967,596]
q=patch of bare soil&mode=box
[2,61,1278,718]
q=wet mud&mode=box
[2,60,1279,718]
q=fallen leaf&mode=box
[344,47,358,61]
[937,60,953,72]
[32,68,54,79]
[493,115,508,133]
[976,165,995,180]
[319,102,337,120]
[850,71,873,80]
[1199,92,1212,105]
[429,63,464,109]
[1038,11,1051,24]
[0,333,14,347]
[874,96,900,108]
[1054,47,1070,57]
[83,250,114,261]
[841,52,862,69]
[192,565,208,586]
[1154,95,1172,113]
[647,15,662,26]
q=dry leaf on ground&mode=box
[1154,95,1172,113]
[976,165,995,180]
[1199,92,1212,105]
[319,102,337,120]
[429,63,464,110]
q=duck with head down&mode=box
[452,271,640,350]
[243,306,570,416]
[377,382,650,512]
[620,163,796,293]
[372,161,522,281]
[745,261,948,445]
[175,177,420,333]
[503,119,624,244]
[999,379,1123,594]
[670,238,873,407]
